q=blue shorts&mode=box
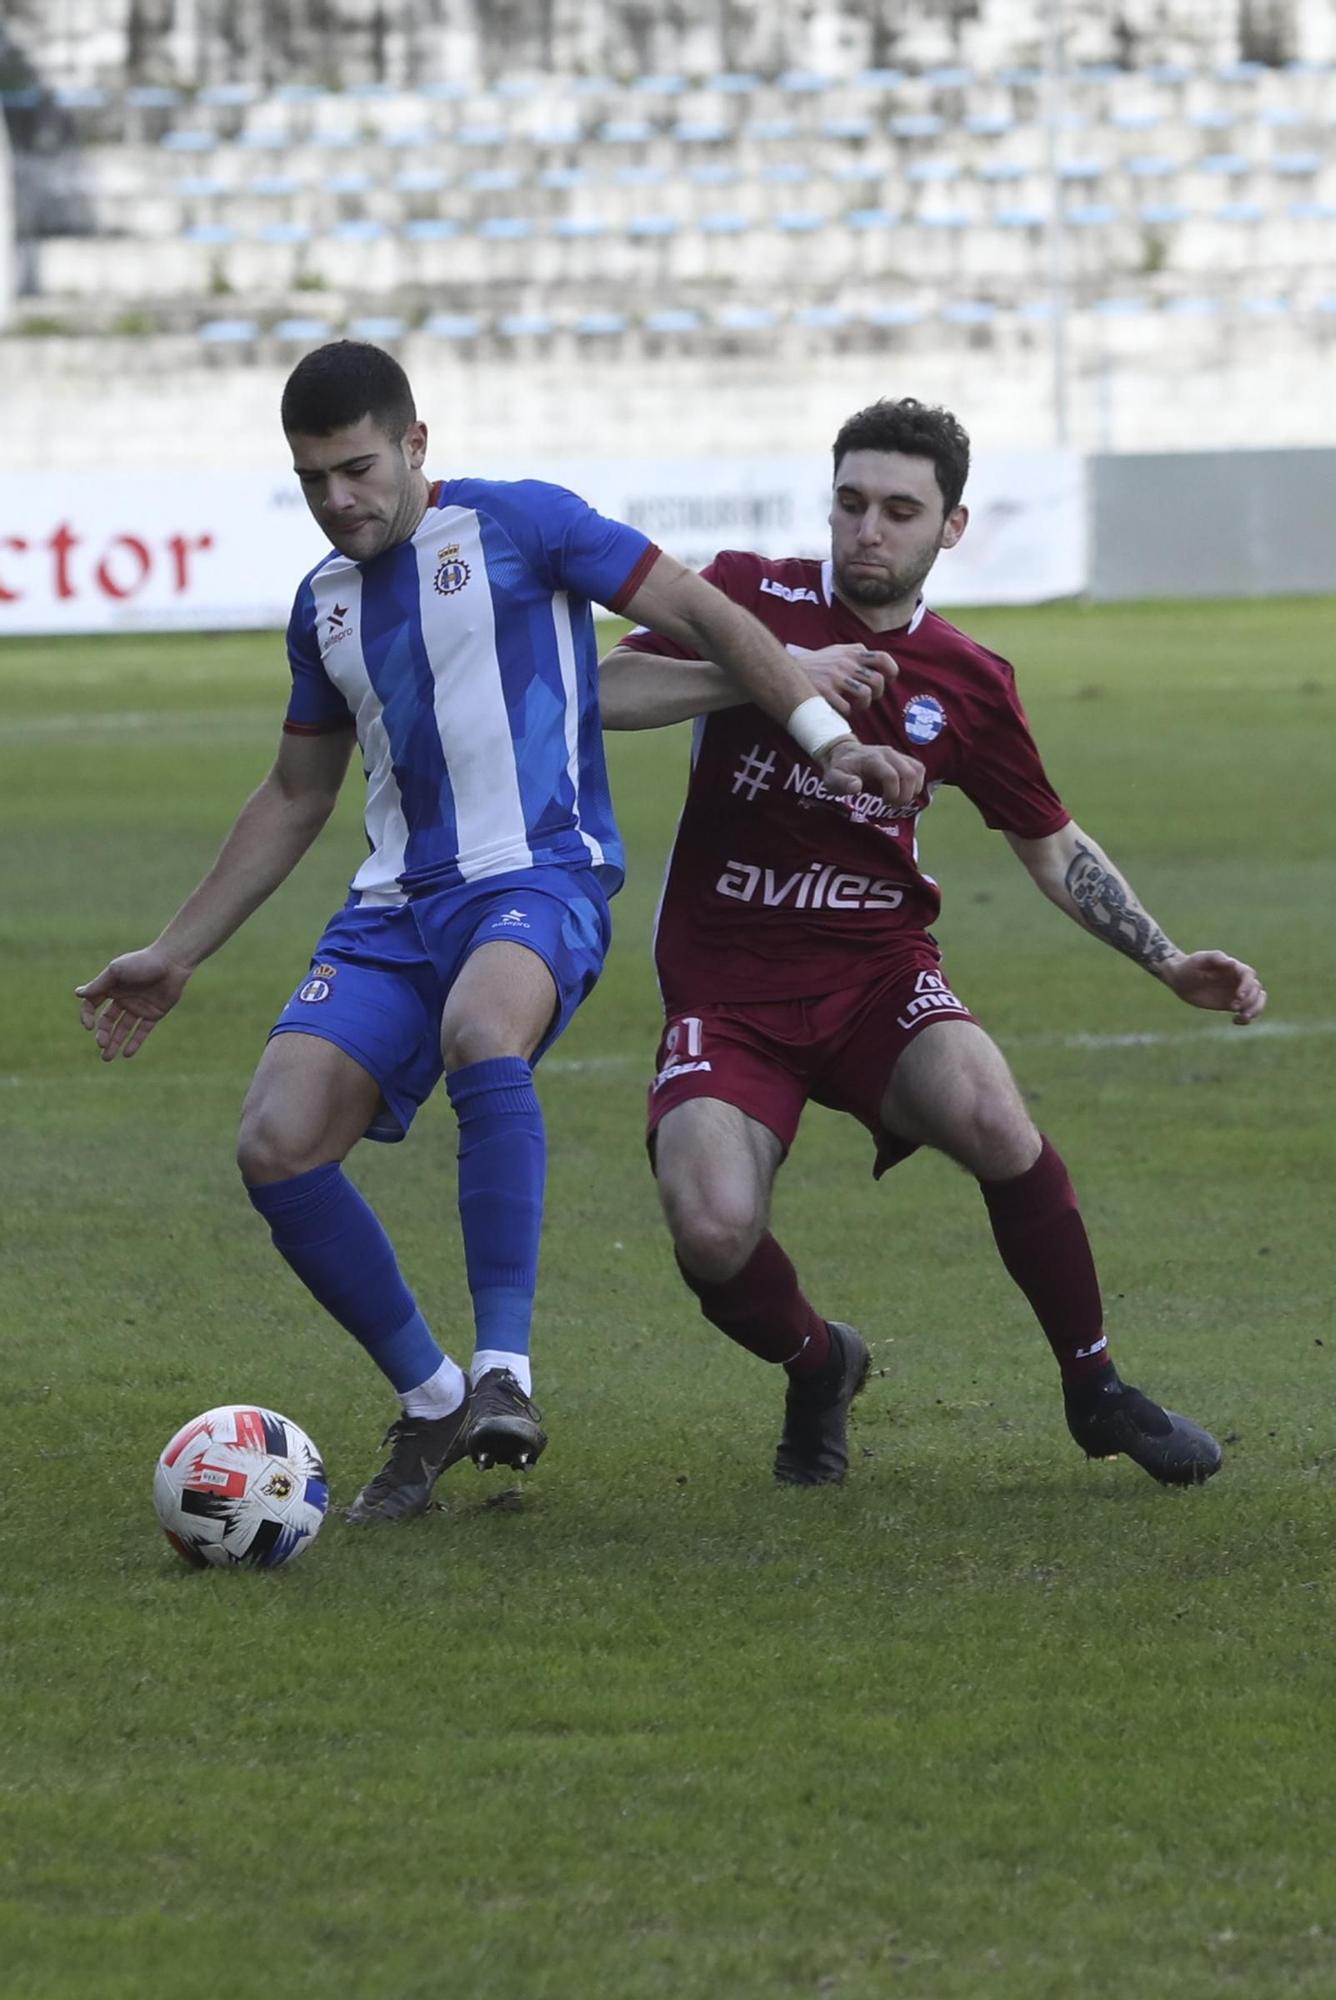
[269,867,612,1143]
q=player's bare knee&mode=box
[961,1096,1040,1180]
[236,1100,320,1185]
[441,1018,520,1070]
[661,1184,760,1283]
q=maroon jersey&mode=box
[618,549,1070,1009]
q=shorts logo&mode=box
[903,694,947,744]
[653,1059,713,1092]
[435,543,471,595]
[493,908,531,930]
[297,978,332,1004]
[312,963,338,978]
[895,968,969,1031]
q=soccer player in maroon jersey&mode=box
[601,397,1266,1489]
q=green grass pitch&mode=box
[2,597,1334,1999]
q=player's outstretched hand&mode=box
[1162,949,1267,1025]
[76,947,192,1061]
[797,644,897,716]
[820,738,925,807]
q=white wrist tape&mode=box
[787,694,852,761]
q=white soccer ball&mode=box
[153,1404,328,1569]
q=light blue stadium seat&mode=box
[260,222,312,244]
[1090,296,1147,316]
[395,168,449,193]
[941,301,996,324]
[907,159,960,183]
[918,210,972,229]
[1199,152,1251,174]
[617,164,667,187]
[976,160,1027,182]
[778,71,829,93]
[1067,202,1119,225]
[1126,155,1182,177]
[1260,106,1304,126]
[716,305,778,330]
[924,66,973,88]
[249,175,302,197]
[1188,108,1234,130]
[568,77,615,97]
[344,82,393,99]
[598,119,656,145]
[420,82,470,101]
[645,308,703,333]
[403,218,459,241]
[1242,295,1290,314]
[689,163,740,186]
[198,319,258,342]
[1109,109,1161,132]
[456,125,508,147]
[467,167,521,192]
[311,130,357,148]
[709,72,759,93]
[53,86,108,109]
[1287,198,1336,221]
[333,219,387,242]
[626,215,677,237]
[1274,152,1322,176]
[846,207,899,230]
[891,114,945,139]
[996,66,1043,86]
[964,113,1014,137]
[324,171,374,195]
[477,216,532,240]
[237,130,290,150]
[1163,297,1220,316]
[1058,159,1105,180]
[198,83,257,107]
[127,86,180,108]
[832,161,885,184]
[1217,61,1266,83]
[532,124,583,148]
[498,312,554,336]
[748,118,799,141]
[820,116,874,141]
[1312,295,1336,315]
[1138,202,1190,224]
[494,78,542,100]
[275,85,324,104]
[633,75,687,96]
[384,128,436,150]
[551,215,609,238]
[1215,200,1265,222]
[422,313,480,336]
[1019,300,1055,320]
[674,119,731,144]
[775,211,825,232]
[161,131,215,153]
[865,302,924,326]
[853,69,906,90]
[1146,63,1192,85]
[274,317,333,340]
[541,167,590,190]
[183,222,236,244]
[995,206,1047,227]
[762,162,812,184]
[574,312,628,334]
[794,304,850,328]
[1075,64,1123,84]
[176,176,227,198]
[699,213,752,234]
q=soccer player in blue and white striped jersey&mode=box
[76,341,921,1524]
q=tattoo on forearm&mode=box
[1064,844,1177,969]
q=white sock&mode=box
[472,1349,532,1396]
[400,1355,468,1419]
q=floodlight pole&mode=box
[1041,0,1071,446]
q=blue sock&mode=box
[446,1057,546,1362]
[246,1164,446,1396]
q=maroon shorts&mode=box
[647,947,980,1177]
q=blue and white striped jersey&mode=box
[284,477,657,903]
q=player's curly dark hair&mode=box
[831,398,971,513]
[280,340,417,439]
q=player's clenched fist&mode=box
[76,946,192,1061]
[819,738,925,806]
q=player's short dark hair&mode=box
[280,340,416,439]
[831,398,971,514]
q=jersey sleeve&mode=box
[473,479,660,612]
[282,578,355,736]
[957,665,1071,837]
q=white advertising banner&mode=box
[0,450,1086,636]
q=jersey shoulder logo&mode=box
[434,543,471,595]
[903,693,948,744]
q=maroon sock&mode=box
[979,1137,1111,1383]
[676,1233,832,1376]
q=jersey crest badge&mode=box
[903,693,947,744]
[434,544,471,596]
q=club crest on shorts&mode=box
[297,977,332,1004]
[434,543,471,595]
[903,693,947,744]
